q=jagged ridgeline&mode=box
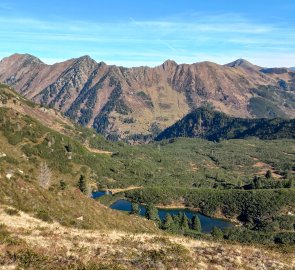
[156,107,295,141]
[1,54,295,142]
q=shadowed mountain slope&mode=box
[156,107,295,141]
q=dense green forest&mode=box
[156,107,295,141]
[125,187,295,245]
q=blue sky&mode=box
[0,0,295,67]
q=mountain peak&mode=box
[76,55,96,63]
[225,58,257,69]
[162,59,178,69]
[1,53,44,65]
[78,55,91,60]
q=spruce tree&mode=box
[146,204,160,223]
[130,203,140,215]
[252,175,262,189]
[173,213,182,232]
[192,215,202,232]
[162,213,174,231]
[180,213,190,232]
[265,170,272,179]
[211,226,223,239]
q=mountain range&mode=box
[0,68,294,270]
[0,53,295,141]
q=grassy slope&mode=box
[0,206,294,270]
[0,85,159,234]
[0,176,158,233]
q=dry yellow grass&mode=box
[108,186,143,194]
[0,205,294,270]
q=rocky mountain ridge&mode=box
[0,53,295,141]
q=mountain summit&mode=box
[225,58,260,70]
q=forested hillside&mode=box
[156,107,295,141]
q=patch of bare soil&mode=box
[84,145,113,155]
[189,162,198,172]
[253,162,282,179]
[108,186,143,194]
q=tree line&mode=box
[130,202,202,234]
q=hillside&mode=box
[1,54,295,141]
[0,84,159,233]
[156,107,295,141]
[1,207,294,270]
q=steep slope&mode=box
[1,54,295,141]
[156,107,295,141]
[0,86,159,234]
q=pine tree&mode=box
[265,170,272,179]
[130,203,140,215]
[252,175,262,189]
[192,215,202,232]
[211,226,223,239]
[180,213,190,232]
[162,213,174,231]
[146,204,160,223]
[173,213,182,231]
[78,175,87,194]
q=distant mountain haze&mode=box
[0,53,295,141]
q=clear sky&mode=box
[0,0,295,67]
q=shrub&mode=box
[274,232,295,245]
[59,180,67,190]
[130,203,140,215]
[4,208,19,216]
[35,209,53,223]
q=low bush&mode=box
[35,209,53,223]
